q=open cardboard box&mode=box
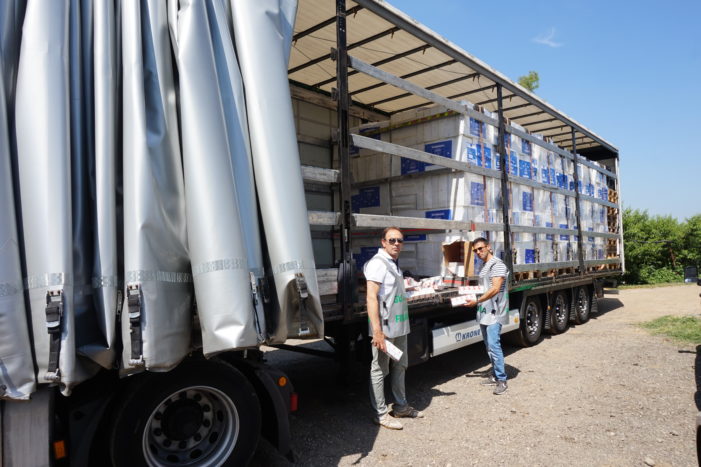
[442,240,476,284]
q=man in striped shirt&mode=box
[465,237,510,395]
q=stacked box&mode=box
[349,106,611,276]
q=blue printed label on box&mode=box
[519,159,532,179]
[425,140,453,158]
[467,143,480,166]
[404,234,427,242]
[522,140,532,155]
[510,152,518,176]
[353,246,379,269]
[425,209,452,220]
[541,168,550,184]
[522,191,534,212]
[546,222,554,240]
[483,146,492,169]
[401,158,428,174]
[559,223,569,241]
[550,168,556,186]
[525,249,536,264]
[401,140,453,174]
[469,118,485,137]
[470,182,485,206]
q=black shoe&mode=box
[493,381,508,395]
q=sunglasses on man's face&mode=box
[385,238,404,245]
[472,245,487,253]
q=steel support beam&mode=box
[313,44,430,88]
[335,0,354,323]
[290,25,400,75]
[571,128,586,274]
[496,84,514,277]
[293,5,363,42]
[350,59,457,96]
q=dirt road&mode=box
[252,284,701,466]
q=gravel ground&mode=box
[251,284,701,466]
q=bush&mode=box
[637,266,682,284]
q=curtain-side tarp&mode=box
[173,0,266,355]
[3,0,322,399]
[230,0,323,342]
[14,0,98,395]
[0,0,35,400]
[121,0,192,372]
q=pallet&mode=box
[513,267,576,281]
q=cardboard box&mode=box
[442,240,476,278]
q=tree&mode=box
[518,71,540,92]
[621,208,701,284]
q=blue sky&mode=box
[395,0,701,221]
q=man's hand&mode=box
[464,298,477,308]
[372,329,387,353]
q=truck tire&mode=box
[549,291,570,334]
[574,286,592,324]
[515,296,543,346]
[108,359,261,467]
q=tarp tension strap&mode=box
[294,273,311,336]
[45,289,63,382]
[128,284,144,366]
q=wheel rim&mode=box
[576,288,589,318]
[525,301,540,336]
[142,386,239,467]
[553,294,567,327]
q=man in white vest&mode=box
[465,237,510,395]
[365,227,424,429]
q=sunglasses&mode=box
[472,246,487,253]
[385,238,404,245]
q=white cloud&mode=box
[533,27,563,48]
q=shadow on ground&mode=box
[250,337,521,466]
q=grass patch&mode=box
[620,282,694,290]
[639,315,701,344]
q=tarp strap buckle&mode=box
[294,273,311,336]
[127,284,144,366]
[45,290,63,382]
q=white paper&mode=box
[384,339,404,362]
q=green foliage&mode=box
[639,315,701,344]
[518,71,539,92]
[622,208,701,284]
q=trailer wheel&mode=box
[574,286,591,324]
[516,296,543,346]
[108,359,261,467]
[549,291,570,334]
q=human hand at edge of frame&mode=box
[372,329,387,353]
[464,298,477,308]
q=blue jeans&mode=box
[480,323,507,381]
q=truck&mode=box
[0,0,623,465]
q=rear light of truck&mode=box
[290,392,298,412]
[53,440,67,460]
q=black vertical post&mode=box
[571,129,585,274]
[336,0,354,322]
[496,84,513,278]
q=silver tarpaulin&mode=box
[230,0,323,341]
[0,0,35,400]
[121,0,193,372]
[14,0,97,395]
[174,0,265,355]
[3,0,324,399]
